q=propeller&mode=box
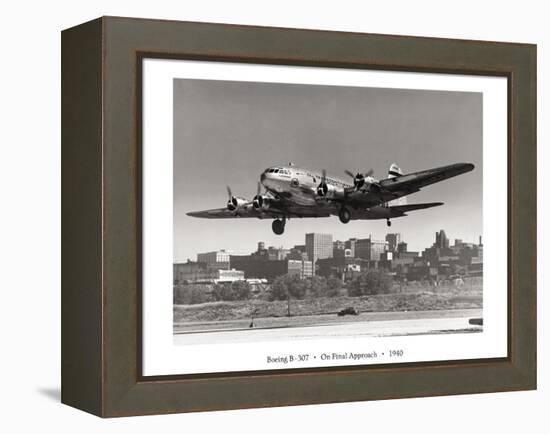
[253,182,264,209]
[345,168,374,190]
[317,169,328,196]
[226,185,237,210]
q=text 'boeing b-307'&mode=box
[187,162,474,235]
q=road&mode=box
[173,308,482,345]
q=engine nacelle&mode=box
[317,183,345,199]
[227,196,247,211]
[252,194,271,210]
[354,176,381,193]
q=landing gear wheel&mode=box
[272,219,285,235]
[339,207,351,224]
[386,219,392,227]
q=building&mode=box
[230,255,313,281]
[397,241,408,254]
[435,230,450,249]
[332,246,353,258]
[300,260,314,278]
[305,233,333,271]
[398,251,419,259]
[345,238,357,257]
[287,259,314,279]
[197,250,231,267]
[333,240,346,258]
[293,244,306,253]
[316,256,365,280]
[266,246,290,261]
[380,251,394,261]
[385,233,402,253]
[173,261,244,284]
[475,244,483,262]
[215,269,246,283]
[355,236,388,261]
[174,261,206,284]
[333,246,346,258]
[288,247,308,261]
[253,243,289,261]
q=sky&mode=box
[173,78,482,262]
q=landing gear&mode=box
[386,219,392,227]
[338,207,351,224]
[272,218,286,235]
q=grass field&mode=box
[173,285,482,324]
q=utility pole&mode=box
[287,293,291,317]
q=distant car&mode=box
[337,307,358,316]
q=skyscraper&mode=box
[305,233,333,272]
[385,233,402,253]
[435,230,450,249]
[355,236,388,261]
[397,241,408,253]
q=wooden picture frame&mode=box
[61,16,536,417]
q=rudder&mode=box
[388,163,403,178]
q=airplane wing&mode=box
[187,201,333,219]
[343,163,474,206]
[388,201,444,216]
[379,163,474,197]
[346,201,444,220]
[186,204,283,219]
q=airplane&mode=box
[187,162,474,235]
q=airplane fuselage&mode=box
[261,165,356,208]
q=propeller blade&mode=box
[344,170,355,179]
[321,169,326,183]
[346,168,374,179]
[257,182,261,196]
[226,185,232,199]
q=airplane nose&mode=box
[260,173,266,182]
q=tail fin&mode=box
[386,164,406,206]
[388,163,403,178]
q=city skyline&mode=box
[174,79,482,262]
[176,229,482,264]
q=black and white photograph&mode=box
[172,78,484,347]
[3,1,540,429]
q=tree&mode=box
[269,275,290,301]
[325,276,342,297]
[231,280,251,300]
[211,283,234,301]
[173,284,210,304]
[269,275,308,301]
[287,275,308,299]
[348,269,393,297]
[308,275,327,297]
[211,280,252,301]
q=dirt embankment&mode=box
[173,290,482,323]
